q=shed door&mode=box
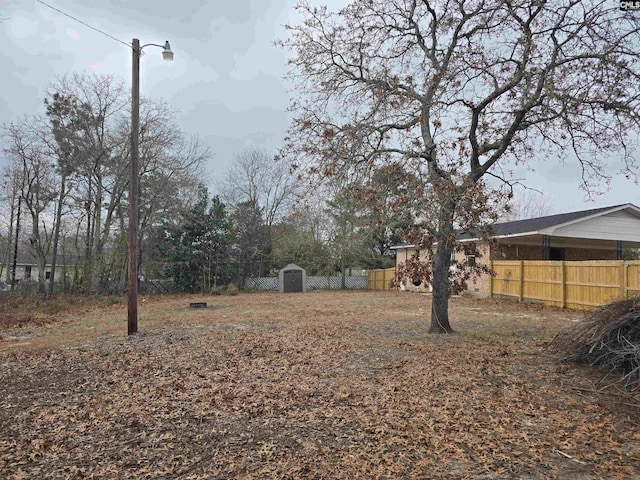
[283,270,303,293]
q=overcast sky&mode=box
[0,0,637,214]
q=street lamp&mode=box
[129,38,173,335]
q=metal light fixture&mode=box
[162,41,174,61]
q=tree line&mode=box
[0,73,401,295]
[4,1,639,335]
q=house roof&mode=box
[0,250,81,266]
[392,203,640,248]
[463,203,640,240]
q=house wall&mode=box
[452,243,492,297]
[394,247,431,293]
[394,244,494,297]
[4,264,70,284]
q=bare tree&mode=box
[0,159,23,285]
[3,116,58,294]
[218,148,300,229]
[40,75,207,293]
[46,73,129,293]
[500,188,553,222]
[280,0,640,332]
[136,100,211,283]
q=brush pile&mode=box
[552,297,640,389]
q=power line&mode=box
[35,0,131,48]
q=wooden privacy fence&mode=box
[490,260,640,310]
[367,267,397,291]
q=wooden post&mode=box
[622,261,628,299]
[394,263,398,291]
[561,261,566,308]
[128,38,141,335]
[518,260,524,302]
[489,260,493,298]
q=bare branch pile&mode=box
[553,297,640,389]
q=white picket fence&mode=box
[246,275,367,291]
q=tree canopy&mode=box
[280,0,640,332]
[161,185,233,293]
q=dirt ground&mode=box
[0,291,638,479]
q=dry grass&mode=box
[0,291,638,479]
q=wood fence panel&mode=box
[626,261,640,297]
[491,260,640,310]
[491,261,523,298]
[522,261,563,307]
[564,261,624,309]
[367,267,397,291]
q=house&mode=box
[392,203,640,297]
[0,251,78,288]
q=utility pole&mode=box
[128,38,173,335]
[128,38,140,335]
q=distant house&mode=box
[392,203,640,296]
[0,251,78,288]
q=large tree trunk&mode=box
[429,195,456,334]
[429,236,454,333]
[37,256,47,295]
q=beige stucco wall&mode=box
[453,243,492,297]
[394,243,493,297]
[394,247,431,293]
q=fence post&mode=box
[518,260,524,302]
[561,261,566,308]
[489,260,493,298]
[622,261,628,299]
[394,264,398,291]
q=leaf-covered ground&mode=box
[0,291,638,479]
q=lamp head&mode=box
[162,41,174,61]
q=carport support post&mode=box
[542,235,551,261]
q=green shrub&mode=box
[210,285,226,296]
[225,283,239,296]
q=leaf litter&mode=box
[0,291,638,479]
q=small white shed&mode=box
[278,263,306,293]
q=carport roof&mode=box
[392,203,640,248]
[464,203,640,239]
